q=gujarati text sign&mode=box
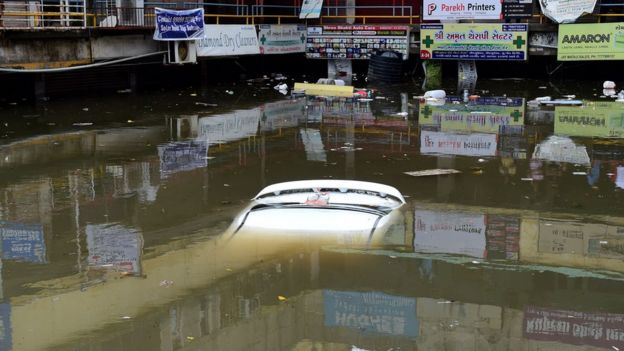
[420,23,528,61]
[259,24,307,54]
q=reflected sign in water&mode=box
[420,130,498,156]
[86,224,143,274]
[199,109,260,144]
[0,221,46,264]
[323,290,419,337]
[532,135,591,166]
[0,304,10,351]
[419,97,525,133]
[524,306,624,349]
[414,210,487,258]
[158,141,208,178]
[555,102,624,138]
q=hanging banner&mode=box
[258,24,307,54]
[423,0,502,20]
[539,0,597,24]
[300,0,323,19]
[306,25,410,60]
[503,0,534,18]
[197,25,260,57]
[153,8,204,41]
[323,290,419,337]
[558,23,624,61]
[420,23,528,61]
[414,210,487,258]
[420,130,498,156]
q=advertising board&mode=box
[423,0,501,20]
[258,24,307,54]
[197,25,260,57]
[153,8,204,41]
[558,22,624,61]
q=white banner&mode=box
[414,210,487,258]
[300,0,323,19]
[197,25,260,57]
[420,130,497,156]
[423,0,502,20]
[539,0,597,24]
[259,24,307,54]
[532,136,590,166]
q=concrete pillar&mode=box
[128,67,137,94]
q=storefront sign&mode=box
[306,25,410,60]
[86,224,143,274]
[538,220,606,254]
[421,130,498,156]
[197,25,260,57]
[423,0,501,20]
[558,22,624,61]
[539,0,597,24]
[0,221,46,264]
[555,102,624,137]
[153,8,204,41]
[323,290,419,336]
[524,306,624,349]
[486,216,520,260]
[503,0,534,18]
[258,24,307,54]
[300,0,323,19]
[420,24,528,61]
[414,210,487,258]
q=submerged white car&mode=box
[224,180,407,246]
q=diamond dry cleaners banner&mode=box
[420,23,528,61]
[153,8,204,41]
[197,25,260,56]
[423,0,502,20]
[558,22,624,61]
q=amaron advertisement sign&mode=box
[153,8,204,41]
[524,306,624,349]
[258,24,307,54]
[306,25,410,60]
[323,290,419,337]
[420,23,528,61]
[558,22,624,61]
[423,0,502,21]
[197,25,260,57]
[539,0,597,24]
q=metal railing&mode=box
[1,0,87,28]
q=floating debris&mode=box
[73,122,93,126]
[404,169,461,177]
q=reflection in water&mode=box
[2,85,624,350]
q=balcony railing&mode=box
[1,1,624,30]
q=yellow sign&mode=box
[555,102,624,138]
[558,22,624,61]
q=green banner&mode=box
[558,22,624,61]
[555,102,624,138]
[420,23,528,61]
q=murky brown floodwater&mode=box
[1,77,624,351]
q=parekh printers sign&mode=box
[259,25,307,54]
[420,24,528,61]
[423,0,502,20]
[153,8,204,41]
[539,0,597,23]
[558,23,624,61]
[197,25,260,57]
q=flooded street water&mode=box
[1,77,624,351]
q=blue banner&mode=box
[0,221,46,264]
[153,8,205,41]
[0,304,11,351]
[323,290,419,337]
